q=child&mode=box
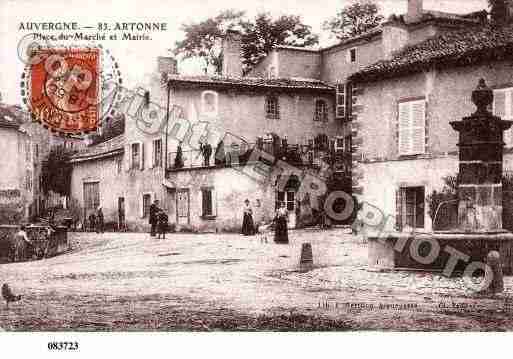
[157,211,168,239]
[11,225,33,262]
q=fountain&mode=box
[368,79,513,275]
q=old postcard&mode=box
[1,0,513,356]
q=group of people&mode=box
[241,199,289,244]
[149,200,168,239]
[88,207,104,233]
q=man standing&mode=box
[149,199,160,237]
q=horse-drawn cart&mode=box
[0,225,69,263]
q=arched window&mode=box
[201,90,218,117]
[266,95,280,119]
[314,99,328,122]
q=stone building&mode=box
[68,0,491,233]
[349,9,513,233]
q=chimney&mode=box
[491,0,513,24]
[406,0,423,23]
[157,56,177,75]
[222,30,242,78]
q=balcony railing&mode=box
[165,140,352,175]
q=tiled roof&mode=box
[69,134,124,163]
[350,24,513,83]
[167,75,334,92]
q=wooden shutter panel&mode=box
[125,145,131,171]
[150,141,155,169]
[139,142,145,170]
[410,100,426,154]
[398,102,410,155]
[395,188,403,231]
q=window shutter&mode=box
[212,189,217,216]
[398,102,410,155]
[125,145,131,171]
[150,141,155,169]
[139,142,145,170]
[410,100,426,154]
[140,195,145,219]
[395,188,403,231]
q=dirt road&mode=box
[0,229,512,331]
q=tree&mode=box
[240,13,319,71]
[174,9,246,74]
[173,10,319,74]
[41,146,74,196]
[323,1,384,41]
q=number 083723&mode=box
[47,342,79,351]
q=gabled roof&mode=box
[69,134,124,163]
[167,75,334,92]
[350,24,513,83]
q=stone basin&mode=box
[368,231,513,276]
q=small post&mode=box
[486,251,504,294]
[300,243,313,272]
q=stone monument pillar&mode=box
[450,79,513,232]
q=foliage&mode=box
[323,0,384,41]
[240,13,319,71]
[174,9,245,74]
[426,175,458,223]
[41,146,74,196]
[173,10,319,74]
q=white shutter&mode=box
[212,188,217,216]
[140,194,145,219]
[410,100,426,154]
[398,100,425,155]
[125,145,131,171]
[139,141,145,170]
[398,102,411,155]
[150,141,155,169]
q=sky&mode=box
[0,0,488,105]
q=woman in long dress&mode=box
[274,202,289,244]
[241,199,255,236]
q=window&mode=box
[314,99,329,122]
[398,99,426,156]
[336,83,346,119]
[25,139,31,162]
[144,91,150,107]
[266,95,280,119]
[153,139,162,168]
[201,90,218,117]
[396,186,425,230]
[493,87,513,145]
[83,182,100,211]
[131,142,143,169]
[349,48,357,63]
[116,158,122,174]
[142,193,151,218]
[201,187,216,217]
[34,144,39,160]
[335,136,345,152]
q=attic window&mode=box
[349,48,357,63]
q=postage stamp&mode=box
[28,47,100,134]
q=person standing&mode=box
[241,199,255,236]
[96,207,104,233]
[203,142,212,166]
[274,202,289,244]
[88,212,96,232]
[11,225,33,262]
[149,199,160,237]
[157,210,168,239]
